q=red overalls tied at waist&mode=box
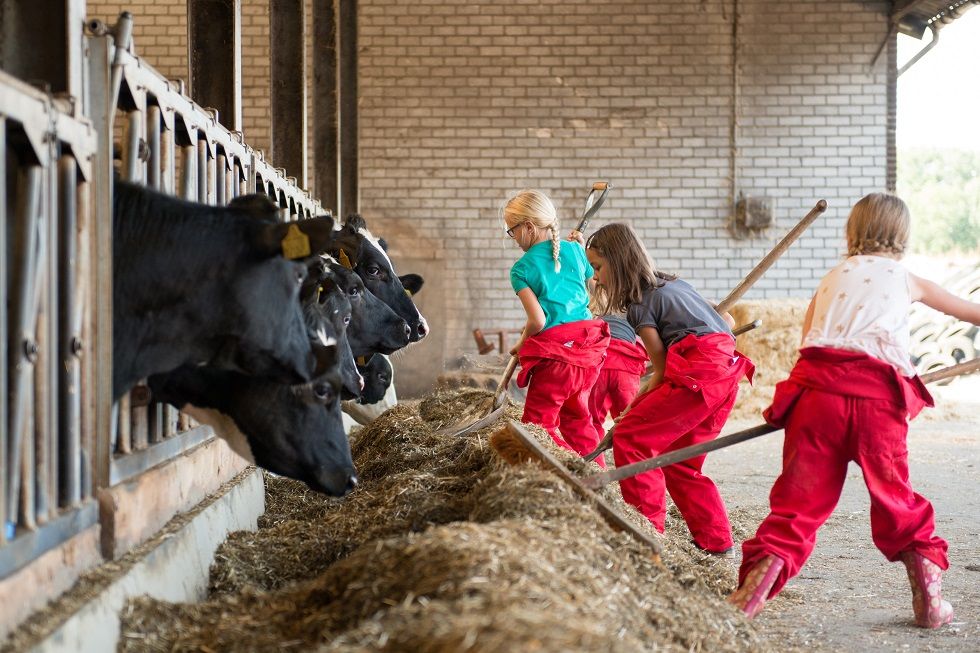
[516,319,610,388]
[658,332,755,404]
[763,346,933,428]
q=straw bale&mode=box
[120,387,794,653]
[729,299,808,421]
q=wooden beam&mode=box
[270,0,308,187]
[312,0,339,214]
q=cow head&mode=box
[302,261,364,399]
[325,213,429,344]
[148,361,357,497]
[322,258,410,356]
[356,354,393,404]
[111,182,336,399]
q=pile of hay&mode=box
[119,388,793,652]
[729,299,809,421]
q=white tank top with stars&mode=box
[802,255,914,376]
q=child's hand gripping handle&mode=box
[569,181,611,241]
[493,355,520,411]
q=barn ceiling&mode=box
[891,0,980,38]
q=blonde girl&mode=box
[503,189,610,459]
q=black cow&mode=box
[321,258,410,356]
[325,213,429,343]
[112,181,334,399]
[355,354,392,404]
[301,260,363,398]
[148,359,356,497]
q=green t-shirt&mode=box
[510,240,594,331]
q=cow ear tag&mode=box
[338,248,354,270]
[281,223,312,259]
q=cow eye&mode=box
[295,267,307,285]
[343,314,351,326]
[313,383,333,402]
[365,264,382,278]
[348,287,360,297]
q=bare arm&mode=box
[510,287,547,355]
[801,295,816,346]
[910,273,980,325]
[635,326,666,394]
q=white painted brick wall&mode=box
[358,0,891,360]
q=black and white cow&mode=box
[148,360,356,496]
[112,180,334,399]
[325,213,429,343]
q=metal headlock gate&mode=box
[0,69,98,575]
[1,14,322,581]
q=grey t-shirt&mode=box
[600,314,637,344]
[626,279,731,348]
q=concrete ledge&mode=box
[24,467,264,653]
[97,436,250,559]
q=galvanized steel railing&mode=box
[0,69,99,574]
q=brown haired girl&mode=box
[582,223,754,553]
[729,192,980,626]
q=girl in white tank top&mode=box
[802,255,914,376]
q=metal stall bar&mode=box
[147,104,162,190]
[8,163,44,530]
[58,154,81,507]
[0,117,7,546]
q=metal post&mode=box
[122,110,143,183]
[147,105,162,190]
[312,0,338,213]
[179,130,198,200]
[0,119,6,543]
[8,165,44,522]
[215,151,227,205]
[162,121,175,195]
[59,155,81,506]
[197,138,209,203]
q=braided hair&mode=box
[503,189,562,272]
[845,192,910,257]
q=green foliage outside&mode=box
[896,148,980,254]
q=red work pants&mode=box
[612,335,746,552]
[522,360,604,464]
[589,367,642,435]
[739,387,948,598]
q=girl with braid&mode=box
[730,193,980,627]
[503,189,610,459]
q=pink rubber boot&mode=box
[901,551,954,628]
[727,555,785,619]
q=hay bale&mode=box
[120,387,797,653]
[729,299,808,421]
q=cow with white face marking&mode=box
[301,258,363,398]
[325,213,429,343]
[112,181,335,399]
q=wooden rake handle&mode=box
[581,356,980,490]
[716,199,827,314]
[493,355,520,410]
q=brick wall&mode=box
[357,0,891,366]
[85,0,892,383]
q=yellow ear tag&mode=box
[338,248,354,270]
[281,223,311,259]
[405,288,413,297]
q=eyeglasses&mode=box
[506,222,525,238]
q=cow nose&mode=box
[312,467,358,497]
[417,318,428,339]
[402,322,412,341]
